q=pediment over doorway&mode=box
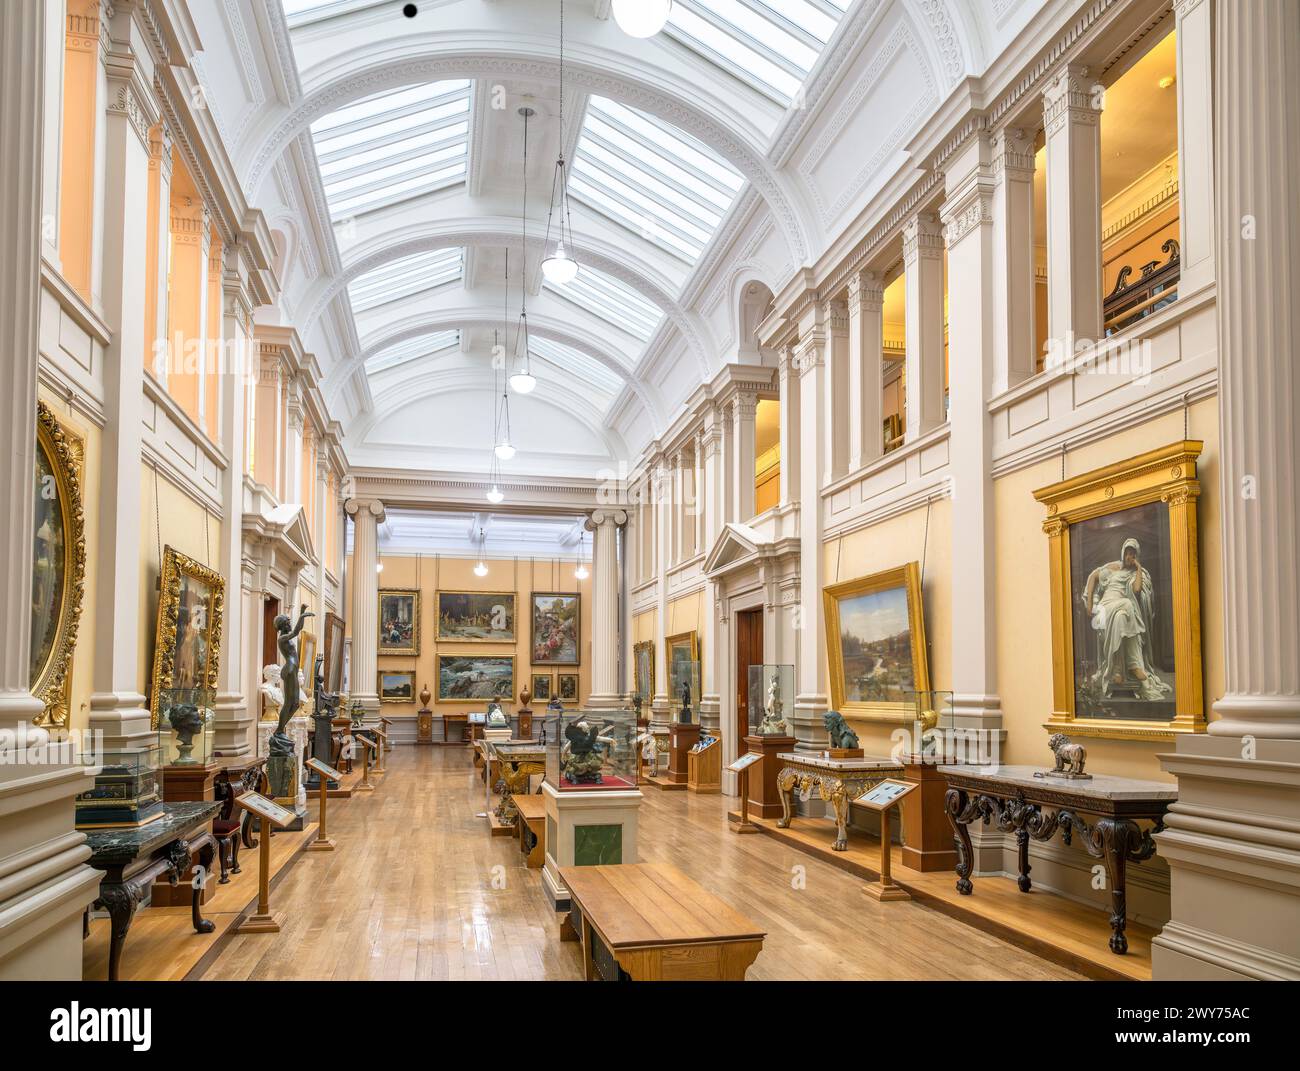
[703,522,799,580]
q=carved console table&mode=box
[490,742,546,827]
[84,800,222,981]
[942,765,1176,955]
[776,753,903,851]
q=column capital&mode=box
[585,508,627,531]
[990,126,1035,180]
[345,497,386,523]
[903,211,945,262]
[1042,62,1102,134]
[941,177,995,247]
[846,267,884,310]
[794,332,826,378]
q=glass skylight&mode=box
[570,96,745,264]
[365,330,461,375]
[545,265,664,342]
[528,337,625,396]
[311,81,471,222]
[348,248,463,313]
[665,0,851,104]
[280,0,390,30]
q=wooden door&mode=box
[262,596,281,671]
[735,608,764,747]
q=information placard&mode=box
[306,757,344,782]
[853,778,917,811]
[236,791,297,828]
[727,752,764,774]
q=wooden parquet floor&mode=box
[195,747,1082,981]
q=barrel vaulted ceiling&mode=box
[188,0,1041,477]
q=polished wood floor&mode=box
[197,747,1082,981]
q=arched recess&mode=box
[735,277,777,366]
[238,46,811,265]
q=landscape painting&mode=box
[437,655,514,702]
[531,593,579,664]
[378,670,416,703]
[437,591,516,642]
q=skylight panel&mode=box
[665,0,851,105]
[570,97,744,264]
[281,0,391,30]
[529,337,624,396]
[310,81,471,222]
[348,248,463,313]
[545,265,663,342]
[365,330,460,374]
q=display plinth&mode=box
[257,716,308,830]
[667,723,700,785]
[687,738,721,793]
[743,734,794,819]
[541,780,643,911]
[416,709,434,744]
[151,761,221,906]
[899,755,958,872]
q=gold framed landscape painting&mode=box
[530,592,580,664]
[149,545,225,729]
[323,611,346,693]
[557,672,579,703]
[378,670,416,703]
[823,563,928,722]
[437,590,516,642]
[437,655,514,702]
[31,402,86,729]
[633,640,655,702]
[378,589,419,655]
[531,672,552,702]
[1034,440,1205,740]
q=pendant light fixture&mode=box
[541,0,579,286]
[574,527,589,580]
[474,527,489,577]
[612,0,671,38]
[510,106,538,394]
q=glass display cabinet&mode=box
[670,659,701,724]
[904,689,953,759]
[545,708,639,791]
[76,744,165,828]
[747,664,794,736]
[155,685,216,767]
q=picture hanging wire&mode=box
[919,494,933,590]
[152,462,162,589]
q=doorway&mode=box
[735,607,764,747]
[263,595,281,670]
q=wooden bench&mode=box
[559,862,765,981]
[513,793,545,869]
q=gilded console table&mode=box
[942,765,1176,955]
[776,753,903,851]
[490,742,546,827]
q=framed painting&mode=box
[323,611,346,693]
[665,630,699,688]
[823,563,929,723]
[378,589,419,655]
[557,672,579,703]
[149,545,225,729]
[531,592,580,664]
[633,640,655,702]
[31,402,86,729]
[1034,440,1205,740]
[531,673,553,702]
[299,630,317,687]
[437,590,516,642]
[437,655,514,702]
[378,670,416,703]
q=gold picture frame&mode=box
[1034,440,1205,741]
[299,630,317,685]
[531,672,553,702]
[633,640,656,702]
[557,672,579,703]
[823,563,929,723]
[378,588,420,656]
[437,655,514,703]
[378,670,416,703]
[149,545,225,729]
[530,592,580,664]
[323,611,346,693]
[31,402,86,728]
[436,590,516,642]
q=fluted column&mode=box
[777,346,800,505]
[731,390,757,523]
[346,498,385,714]
[586,508,627,710]
[1042,63,1103,352]
[846,269,884,471]
[1154,0,1300,981]
[822,298,849,483]
[697,421,722,737]
[902,212,947,440]
[990,127,1037,392]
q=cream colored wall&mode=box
[666,591,703,640]
[363,554,594,716]
[633,609,657,644]
[824,497,953,756]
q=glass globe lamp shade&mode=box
[612,0,671,38]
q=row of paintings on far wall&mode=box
[822,440,1205,740]
[377,661,580,704]
[377,589,580,663]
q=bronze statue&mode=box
[823,710,860,750]
[1037,733,1090,779]
[269,604,312,755]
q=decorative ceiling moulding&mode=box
[240,52,809,263]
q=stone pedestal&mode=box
[541,781,643,911]
[744,734,795,819]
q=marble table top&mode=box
[491,742,546,760]
[943,764,1178,802]
[84,800,222,867]
[777,752,902,773]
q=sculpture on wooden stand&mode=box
[269,604,312,757]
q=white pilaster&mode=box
[990,127,1038,392]
[40,0,65,269]
[1042,62,1103,351]
[345,497,385,714]
[1173,0,1215,300]
[698,418,723,735]
[586,508,627,709]
[731,390,757,523]
[846,269,884,472]
[902,211,946,440]
[822,298,849,484]
[777,346,800,505]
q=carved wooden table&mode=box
[490,742,546,827]
[84,800,222,981]
[942,765,1177,955]
[776,753,903,851]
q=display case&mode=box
[76,745,165,829]
[545,708,639,791]
[747,664,794,735]
[670,659,701,724]
[904,689,953,758]
[155,685,216,767]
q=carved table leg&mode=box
[828,781,850,852]
[1016,828,1032,892]
[944,787,975,895]
[776,769,797,829]
[100,886,142,983]
[192,840,217,934]
[1098,818,1133,955]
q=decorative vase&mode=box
[519,686,532,709]
[419,683,431,708]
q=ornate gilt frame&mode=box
[823,562,930,723]
[378,588,421,655]
[149,545,225,729]
[434,589,516,643]
[1033,440,1205,741]
[633,640,656,701]
[529,591,580,665]
[377,670,416,703]
[323,610,346,692]
[32,402,86,729]
[435,655,515,703]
